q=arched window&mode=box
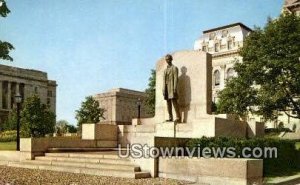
[213,70,220,86]
[227,68,235,80]
[215,43,220,52]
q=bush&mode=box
[0,130,29,142]
[187,137,300,176]
[0,130,16,142]
[0,110,17,131]
[265,127,292,133]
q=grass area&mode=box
[0,142,16,151]
[296,142,300,150]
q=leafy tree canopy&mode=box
[1,109,17,131]
[55,120,77,135]
[144,69,156,116]
[218,13,300,121]
[75,96,105,125]
[21,95,56,137]
[0,0,10,17]
[0,0,14,61]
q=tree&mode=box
[75,96,105,126]
[21,95,56,137]
[218,13,300,121]
[55,120,77,135]
[144,69,156,116]
[0,0,14,61]
[55,120,68,135]
[1,109,17,131]
[66,124,77,133]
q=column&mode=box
[7,82,11,110]
[0,81,2,109]
[23,84,29,100]
[16,82,20,95]
[220,65,226,89]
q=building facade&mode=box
[282,0,300,15]
[194,23,252,102]
[0,64,57,124]
[94,88,150,125]
[193,3,300,128]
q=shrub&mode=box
[0,130,16,142]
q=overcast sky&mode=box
[1,0,283,124]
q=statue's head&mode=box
[165,54,173,65]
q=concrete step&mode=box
[8,162,150,179]
[47,147,129,153]
[44,152,127,159]
[35,156,132,165]
[22,159,140,172]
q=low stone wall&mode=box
[20,137,117,160]
[0,151,21,164]
[159,157,263,185]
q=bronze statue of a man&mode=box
[163,54,181,122]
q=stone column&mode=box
[7,82,11,110]
[220,65,226,89]
[0,81,2,109]
[16,82,20,95]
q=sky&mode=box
[1,0,283,125]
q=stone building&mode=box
[194,22,252,102]
[193,4,300,128]
[282,0,300,15]
[0,64,57,124]
[93,88,150,125]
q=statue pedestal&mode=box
[155,122,176,137]
[137,115,248,139]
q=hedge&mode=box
[0,130,17,142]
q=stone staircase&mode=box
[7,151,151,179]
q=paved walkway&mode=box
[0,166,192,185]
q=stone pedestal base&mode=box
[154,116,247,138]
[82,123,118,140]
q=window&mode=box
[34,87,38,94]
[228,40,233,50]
[209,33,216,40]
[47,98,51,105]
[227,68,235,80]
[202,46,207,52]
[213,70,220,86]
[222,30,228,37]
[215,43,220,52]
[47,90,53,97]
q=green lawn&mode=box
[296,142,300,150]
[0,142,16,150]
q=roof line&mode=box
[203,22,252,33]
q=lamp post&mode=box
[137,98,141,119]
[14,93,22,151]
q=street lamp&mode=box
[137,98,142,119]
[14,93,22,151]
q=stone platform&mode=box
[6,151,150,179]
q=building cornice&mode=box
[212,50,240,59]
